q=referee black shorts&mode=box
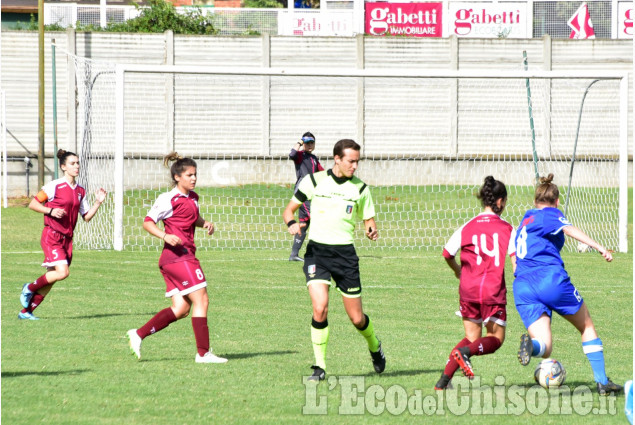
[303,241,361,298]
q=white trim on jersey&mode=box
[146,187,186,223]
[42,177,67,200]
[549,224,572,236]
[79,194,90,216]
[444,223,465,257]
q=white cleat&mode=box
[195,351,228,364]
[127,329,142,360]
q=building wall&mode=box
[0,30,632,196]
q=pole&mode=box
[563,79,600,218]
[52,39,59,179]
[523,51,539,185]
[100,0,107,28]
[2,91,7,208]
[38,0,45,189]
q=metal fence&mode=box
[43,1,632,38]
[533,1,613,38]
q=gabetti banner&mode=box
[449,2,528,38]
[278,12,354,36]
[365,2,443,37]
[617,1,633,39]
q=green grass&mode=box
[1,205,632,424]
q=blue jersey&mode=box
[514,207,571,275]
[513,207,582,328]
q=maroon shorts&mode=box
[458,300,507,327]
[160,259,207,298]
[41,227,73,267]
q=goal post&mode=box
[74,60,629,253]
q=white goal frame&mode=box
[113,65,629,252]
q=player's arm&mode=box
[194,215,215,236]
[82,188,107,223]
[442,227,462,279]
[444,256,461,279]
[285,174,313,235]
[143,218,181,247]
[283,200,302,236]
[508,228,517,273]
[364,217,378,241]
[563,225,612,262]
[29,190,66,219]
[317,158,324,172]
[290,141,303,159]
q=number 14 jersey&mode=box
[443,213,516,305]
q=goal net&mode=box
[67,57,628,253]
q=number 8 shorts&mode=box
[160,258,207,298]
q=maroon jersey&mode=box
[442,213,516,305]
[36,177,90,238]
[145,187,201,267]
[289,149,324,191]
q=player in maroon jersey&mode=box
[434,176,516,390]
[126,152,227,364]
[18,149,107,320]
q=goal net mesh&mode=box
[68,56,623,253]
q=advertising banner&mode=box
[618,1,633,39]
[449,2,528,38]
[278,11,354,36]
[365,2,443,37]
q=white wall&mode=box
[1,31,632,196]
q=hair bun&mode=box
[163,151,183,167]
[539,173,554,185]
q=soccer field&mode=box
[1,205,632,424]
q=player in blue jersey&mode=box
[513,174,622,395]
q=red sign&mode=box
[365,2,443,37]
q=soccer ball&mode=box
[534,359,566,389]
[577,242,590,253]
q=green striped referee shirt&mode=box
[292,169,375,245]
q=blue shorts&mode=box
[513,267,583,329]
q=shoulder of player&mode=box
[154,188,180,204]
[494,215,514,230]
[464,213,513,232]
[309,170,328,184]
[46,177,69,189]
[545,207,565,217]
[349,176,369,193]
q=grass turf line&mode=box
[1,205,632,424]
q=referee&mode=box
[282,139,385,381]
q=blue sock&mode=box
[531,339,546,357]
[582,338,608,385]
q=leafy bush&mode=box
[14,0,218,35]
[14,14,66,31]
[104,0,218,35]
[244,0,283,8]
